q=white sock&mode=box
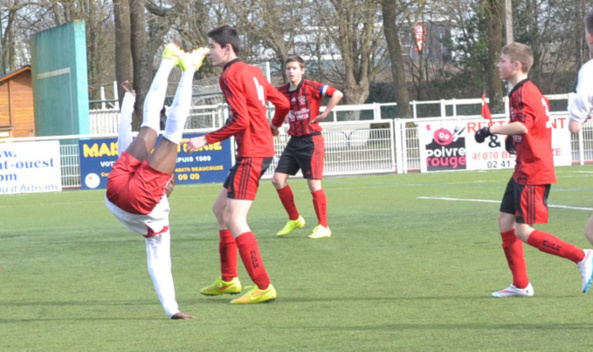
[163,67,195,145]
[141,58,176,132]
[117,92,135,156]
[145,231,180,318]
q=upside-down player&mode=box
[270,55,343,239]
[568,9,593,246]
[105,43,208,318]
[186,26,290,304]
[474,42,593,297]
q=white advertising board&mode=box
[0,141,62,194]
[417,115,572,172]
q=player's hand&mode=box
[171,312,195,320]
[185,136,207,154]
[121,80,136,97]
[310,113,327,124]
[270,124,279,137]
[505,135,516,154]
[474,127,491,143]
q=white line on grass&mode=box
[418,196,593,211]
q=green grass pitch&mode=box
[1,166,593,351]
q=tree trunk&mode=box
[484,0,504,113]
[129,0,149,129]
[381,0,411,119]
[114,0,133,108]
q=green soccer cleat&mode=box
[276,216,306,237]
[230,284,277,304]
[308,225,331,239]
[200,276,242,296]
[178,47,210,72]
[162,42,184,64]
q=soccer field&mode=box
[1,167,592,351]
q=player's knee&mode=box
[271,175,285,189]
[497,212,515,231]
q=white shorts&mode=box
[106,195,170,237]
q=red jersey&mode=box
[272,79,338,137]
[509,79,556,185]
[206,60,290,157]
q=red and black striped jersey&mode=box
[272,79,337,137]
[509,79,556,185]
[206,59,290,157]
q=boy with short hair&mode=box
[270,55,343,239]
[186,25,290,304]
[474,42,593,297]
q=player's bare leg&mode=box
[224,199,252,236]
[584,215,593,245]
[125,127,158,162]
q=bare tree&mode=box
[482,0,504,112]
[113,0,132,105]
[380,0,411,118]
[311,0,387,108]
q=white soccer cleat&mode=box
[578,249,593,293]
[491,283,534,298]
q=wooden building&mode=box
[0,66,35,138]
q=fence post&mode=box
[111,81,120,110]
[374,103,381,120]
[412,100,417,120]
[393,119,402,173]
[440,99,446,117]
[578,128,585,165]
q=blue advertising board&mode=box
[79,133,232,190]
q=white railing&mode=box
[4,102,591,190]
[89,93,574,134]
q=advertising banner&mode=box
[0,141,62,194]
[79,133,233,190]
[417,115,572,172]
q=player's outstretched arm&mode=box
[185,135,207,154]
[171,312,195,320]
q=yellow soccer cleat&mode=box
[308,225,331,239]
[180,47,210,71]
[276,215,306,237]
[162,42,184,65]
[230,284,277,304]
[200,276,242,296]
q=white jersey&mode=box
[105,195,170,236]
[569,59,593,124]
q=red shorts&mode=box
[106,152,172,215]
[500,177,551,224]
[275,133,324,179]
[224,157,272,200]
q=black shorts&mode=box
[500,177,551,224]
[275,133,324,179]
[223,157,272,200]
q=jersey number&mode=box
[542,97,552,129]
[253,78,265,107]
